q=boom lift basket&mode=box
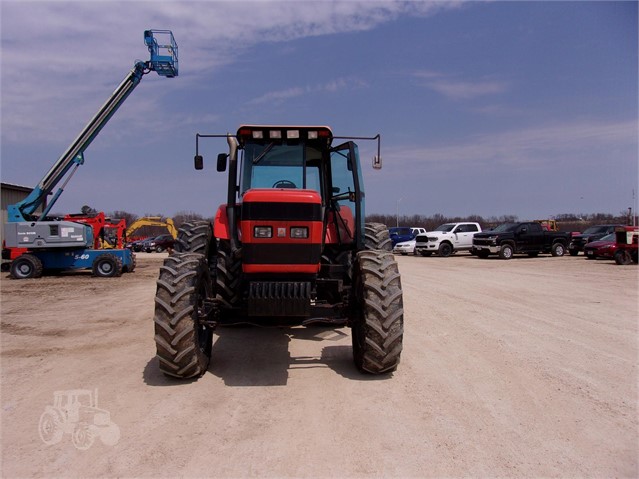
[144,29,178,77]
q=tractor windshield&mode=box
[240,143,322,196]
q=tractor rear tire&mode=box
[10,254,43,279]
[364,223,392,251]
[92,254,122,277]
[154,253,214,378]
[38,409,63,445]
[352,250,403,374]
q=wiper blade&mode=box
[253,142,274,164]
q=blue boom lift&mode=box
[4,30,178,279]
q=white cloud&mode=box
[392,119,639,170]
[247,77,366,104]
[0,1,458,143]
[413,70,509,100]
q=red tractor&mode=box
[613,226,638,265]
[63,212,127,249]
[153,125,403,378]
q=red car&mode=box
[583,233,617,259]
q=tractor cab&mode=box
[211,126,367,277]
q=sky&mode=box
[1,0,637,221]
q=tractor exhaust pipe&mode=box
[226,135,241,255]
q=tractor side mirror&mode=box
[372,155,382,170]
[217,153,228,172]
[194,155,204,170]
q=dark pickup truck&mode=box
[472,222,571,259]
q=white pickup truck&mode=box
[414,222,482,257]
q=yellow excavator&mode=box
[126,217,177,251]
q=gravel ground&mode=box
[1,252,637,478]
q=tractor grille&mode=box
[248,281,311,317]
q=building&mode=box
[1,182,47,245]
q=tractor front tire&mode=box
[364,223,392,251]
[154,253,214,378]
[10,254,43,279]
[72,421,95,450]
[352,250,403,374]
[215,240,242,308]
[175,221,213,256]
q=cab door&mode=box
[329,142,364,249]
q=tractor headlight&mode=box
[254,226,272,238]
[290,227,308,239]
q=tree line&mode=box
[76,205,636,236]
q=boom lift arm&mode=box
[7,30,178,223]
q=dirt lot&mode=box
[1,252,637,477]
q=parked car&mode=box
[389,227,426,247]
[583,233,617,260]
[393,239,416,255]
[144,234,175,253]
[415,222,482,257]
[569,225,622,256]
[125,238,148,252]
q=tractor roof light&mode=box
[269,130,282,139]
[287,130,300,139]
